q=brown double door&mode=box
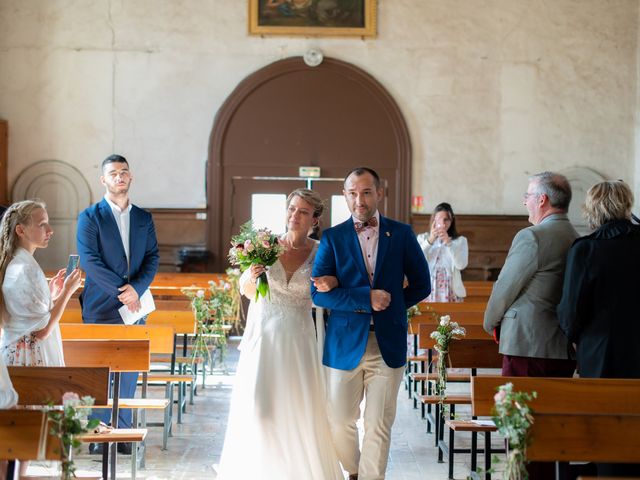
[228,176,388,251]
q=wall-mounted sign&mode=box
[299,166,321,178]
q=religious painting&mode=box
[249,0,377,37]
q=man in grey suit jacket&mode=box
[484,171,577,378]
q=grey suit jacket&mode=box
[483,214,578,359]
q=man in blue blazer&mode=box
[77,155,159,454]
[312,167,430,480]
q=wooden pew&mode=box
[414,338,502,478]
[59,325,183,450]
[463,281,494,303]
[0,410,59,461]
[8,366,109,406]
[462,376,640,480]
[4,366,143,480]
[0,409,94,479]
[62,339,150,480]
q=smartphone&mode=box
[65,254,80,278]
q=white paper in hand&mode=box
[118,289,155,325]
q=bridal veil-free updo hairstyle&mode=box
[584,180,634,230]
[286,188,325,220]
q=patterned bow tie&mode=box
[354,217,378,233]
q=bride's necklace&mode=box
[284,236,309,251]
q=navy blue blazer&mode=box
[77,199,159,322]
[311,216,431,370]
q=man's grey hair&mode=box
[529,171,572,211]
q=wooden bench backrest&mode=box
[8,366,109,405]
[61,309,83,323]
[412,310,485,325]
[418,324,492,349]
[446,339,502,369]
[146,310,196,335]
[471,376,640,416]
[472,376,640,463]
[151,272,226,286]
[419,302,487,313]
[153,299,192,311]
[0,409,58,460]
[60,324,175,355]
[527,413,640,462]
[63,339,150,372]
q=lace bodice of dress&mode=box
[264,242,317,308]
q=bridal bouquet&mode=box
[492,382,537,480]
[228,221,284,301]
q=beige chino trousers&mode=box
[325,332,404,480]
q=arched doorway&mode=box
[207,56,411,271]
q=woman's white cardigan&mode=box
[416,233,468,298]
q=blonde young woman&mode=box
[0,200,81,366]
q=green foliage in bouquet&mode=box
[228,221,284,301]
[492,382,537,480]
[182,278,235,370]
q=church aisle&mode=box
[27,337,496,479]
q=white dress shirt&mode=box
[104,195,132,263]
[354,211,380,285]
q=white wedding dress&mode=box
[216,242,343,479]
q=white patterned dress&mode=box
[0,247,64,367]
[216,242,343,479]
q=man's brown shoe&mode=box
[348,475,358,480]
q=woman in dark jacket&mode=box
[558,180,640,477]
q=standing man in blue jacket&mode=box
[77,154,159,455]
[312,167,430,480]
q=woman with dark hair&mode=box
[417,202,468,302]
[558,180,640,477]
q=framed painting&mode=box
[249,0,377,37]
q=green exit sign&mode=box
[299,166,321,178]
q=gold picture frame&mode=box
[249,0,377,38]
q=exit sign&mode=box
[299,166,321,178]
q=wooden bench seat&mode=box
[410,371,471,383]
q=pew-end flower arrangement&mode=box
[47,392,99,480]
[492,382,537,480]
[182,279,235,369]
[228,221,284,301]
[429,315,466,405]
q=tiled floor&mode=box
[28,338,505,479]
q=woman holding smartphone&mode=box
[0,200,82,366]
[417,202,468,302]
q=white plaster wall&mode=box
[0,0,637,213]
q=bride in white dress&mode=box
[216,189,343,480]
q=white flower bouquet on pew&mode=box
[429,315,466,406]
